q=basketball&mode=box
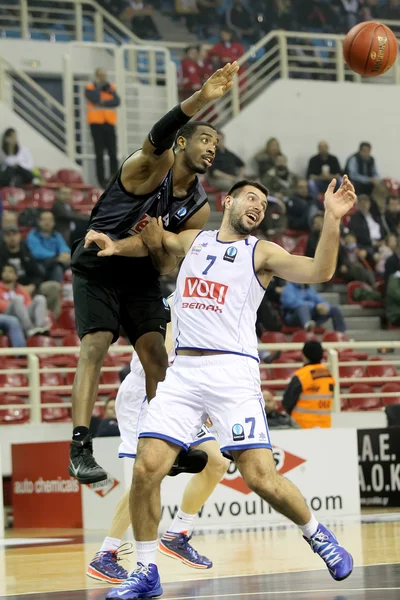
[343,21,398,77]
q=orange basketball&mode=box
[343,21,398,77]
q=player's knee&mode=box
[206,454,230,481]
[80,331,112,365]
[140,339,168,372]
[133,455,166,486]
[243,466,280,499]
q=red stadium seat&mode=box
[38,167,54,182]
[89,188,103,204]
[0,336,10,347]
[71,189,86,207]
[58,307,76,330]
[0,396,29,424]
[339,355,367,387]
[348,384,382,411]
[63,333,80,347]
[92,403,105,418]
[292,234,308,256]
[260,331,287,344]
[1,187,26,209]
[367,356,398,379]
[100,370,120,394]
[341,397,350,411]
[56,169,84,185]
[322,331,349,343]
[41,393,70,422]
[270,358,297,390]
[32,187,56,209]
[27,335,57,349]
[347,281,383,308]
[40,370,65,396]
[0,373,29,396]
[291,330,318,343]
[381,383,400,406]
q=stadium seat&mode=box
[270,357,297,390]
[58,307,76,331]
[71,190,86,208]
[322,331,349,343]
[0,372,29,397]
[100,370,121,394]
[347,281,383,308]
[339,355,367,387]
[291,330,318,343]
[292,234,308,256]
[40,370,65,395]
[367,356,398,379]
[260,331,287,344]
[0,396,29,424]
[381,383,400,406]
[341,397,350,411]
[0,336,10,347]
[32,187,56,208]
[63,333,80,347]
[41,393,70,423]
[348,384,382,411]
[1,187,26,210]
[55,169,84,185]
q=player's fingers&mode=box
[327,178,336,192]
[97,250,108,257]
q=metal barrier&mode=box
[0,341,399,424]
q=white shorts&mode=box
[139,354,272,454]
[116,360,215,459]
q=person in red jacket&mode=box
[208,28,244,68]
[0,264,49,337]
[179,46,202,99]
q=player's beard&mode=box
[183,152,208,175]
[230,211,259,236]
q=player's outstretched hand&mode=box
[84,230,116,257]
[324,175,356,220]
[199,62,240,103]
[141,217,165,250]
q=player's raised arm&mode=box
[258,176,356,284]
[121,62,239,195]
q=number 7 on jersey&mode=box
[202,255,217,276]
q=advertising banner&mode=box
[358,427,400,508]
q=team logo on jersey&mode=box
[176,207,187,219]
[162,214,170,227]
[183,277,228,305]
[232,424,245,442]
[191,245,203,255]
[128,213,151,236]
[224,246,237,263]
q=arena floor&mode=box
[1,513,400,600]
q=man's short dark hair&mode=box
[175,121,217,147]
[227,179,269,199]
[359,142,371,151]
[303,341,323,364]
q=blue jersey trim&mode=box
[216,231,248,245]
[220,443,273,452]
[259,396,272,446]
[190,436,216,447]
[176,347,260,363]
[118,452,136,459]
[139,432,188,451]
[252,239,269,291]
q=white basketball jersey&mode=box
[173,230,265,361]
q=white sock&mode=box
[136,540,158,566]
[100,536,121,552]
[167,508,197,536]
[298,514,319,539]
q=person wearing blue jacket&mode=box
[26,210,71,283]
[281,281,346,332]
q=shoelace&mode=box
[310,530,343,568]
[123,563,152,585]
[93,543,134,577]
[80,446,102,469]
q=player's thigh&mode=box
[116,371,147,460]
[139,361,204,450]
[72,270,120,343]
[231,447,278,494]
[202,355,272,454]
[134,437,179,482]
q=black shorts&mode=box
[71,239,171,345]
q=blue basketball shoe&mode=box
[87,543,132,584]
[159,532,212,569]
[106,563,162,599]
[305,524,353,581]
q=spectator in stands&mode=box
[85,68,120,189]
[349,194,384,256]
[0,264,49,337]
[254,137,282,179]
[0,129,35,188]
[263,389,300,429]
[52,186,89,246]
[359,0,379,22]
[128,1,160,39]
[226,0,260,44]
[208,131,245,191]
[386,271,400,326]
[340,232,375,287]
[256,294,282,336]
[208,28,245,69]
[26,210,71,284]
[96,398,120,437]
[382,196,400,236]
[196,0,221,39]
[197,45,214,82]
[286,179,318,232]
[345,142,380,197]
[331,0,359,31]
[261,0,296,33]
[0,210,18,245]
[175,0,198,33]
[306,141,342,199]
[375,234,398,276]
[385,239,400,286]
[180,46,202,97]
[382,0,400,19]
[281,282,347,332]
[0,224,61,318]
[261,153,297,200]
[282,341,335,429]
[297,0,339,31]
[305,213,324,259]
[0,313,25,347]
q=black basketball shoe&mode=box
[69,434,108,484]
[168,448,208,477]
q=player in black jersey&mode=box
[69,61,239,484]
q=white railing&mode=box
[62,42,178,181]
[0,341,399,424]
[0,55,67,152]
[195,27,400,128]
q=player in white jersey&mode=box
[86,177,357,599]
[87,299,229,583]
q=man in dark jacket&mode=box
[52,186,89,246]
[96,397,120,437]
[345,142,380,196]
[349,194,384,256]
[0,225,61,317]
[385,248,400,287]
[286,179,319,231]
[307,141,342,198]
[382,196,400,236]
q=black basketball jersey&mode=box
[89,165,207,240]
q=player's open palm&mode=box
[324,175,356,220]
[84,230,115,257]
[200,62,239,102]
